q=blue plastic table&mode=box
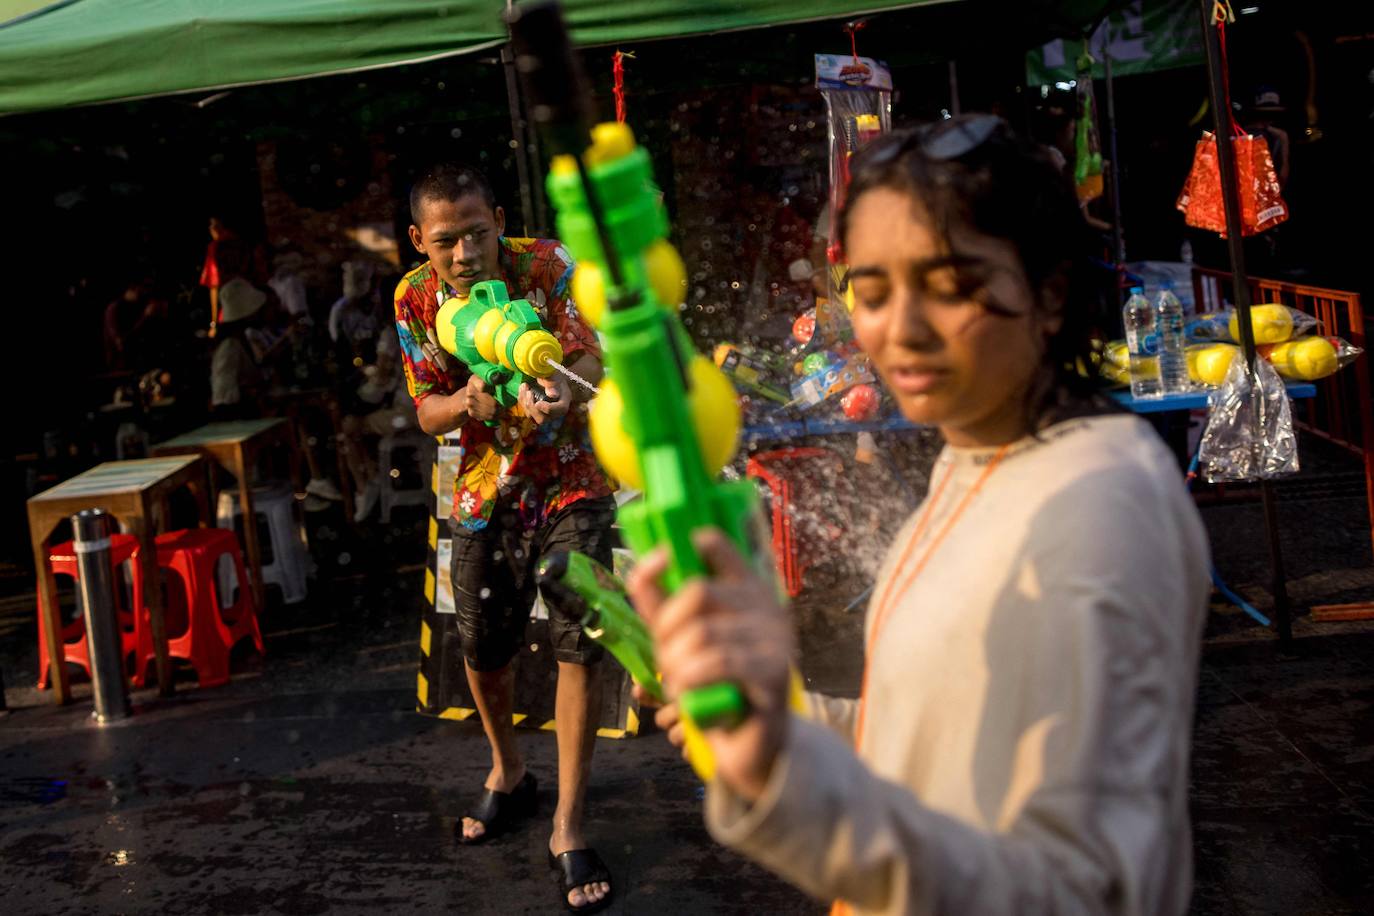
[740,384,1319,627]
[742,383,1319,442]
[1110,383,1316,413]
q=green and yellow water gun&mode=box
[434,278,563,424]
[508,0,769,771]
[537,549,804,783]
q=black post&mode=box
[503,0,550,235]
[1102,48,1126,270]
[502,43,538,237]
[947,60,961,117]
[72,509,132,722]
[1198,0,1293,645]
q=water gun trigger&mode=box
[434,279,564,424]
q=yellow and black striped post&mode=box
[416,437,640,737]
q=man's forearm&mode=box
[417,390,470,436]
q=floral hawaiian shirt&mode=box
[393,237,613,531]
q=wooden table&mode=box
[27,455,212,705]
[152,418,301,611]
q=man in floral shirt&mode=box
[395,164,615,911]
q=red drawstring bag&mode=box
[1176,130,1289,237]
[1238,134,1289,234]
[1177,132,1225,234]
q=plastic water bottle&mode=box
[1122,286,1160,399]
[1155,283,1189,394]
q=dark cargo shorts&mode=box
[450,495,617,671]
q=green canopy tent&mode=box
[2,0,1297,639]
[0,0,1116,115]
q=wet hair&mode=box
[409,163,497,225]
[838,115,1109,431]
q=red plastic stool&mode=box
[133,528,265,689]
[746,448,846,598]
[36,533,143,689]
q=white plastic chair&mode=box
[378,429,434,523]
[216,481,311,605]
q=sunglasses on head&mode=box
[866,113,1004,166]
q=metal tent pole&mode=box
[1102,47,1126,271]
[502,42,538,237]
[1197,0,1293,645]
[503,0,550,235]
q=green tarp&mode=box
[1026,0,1202,85]
[0,1,1115,115]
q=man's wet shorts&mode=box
[449,495,617,671]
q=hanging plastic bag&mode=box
[1176,132,1226,234]
[1175,131,1289,238]
[816,49,891,343]
[1074,52,1104,204]
[1236,134,1288,235]
[1199,356,1299,481]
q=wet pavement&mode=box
[2,433,1373,915]
[0,684,811,915]
[0,504,813,915]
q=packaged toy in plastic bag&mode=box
[1187,343,1239,387]
[1199,356,1298,481]
[1186,337,1362,386]
[1074,52,1104,204]
[1091,339,1148,388]
[1228,304,1317,344]
[1260,336,1364,381]
[789,346,876,410]
[1188,304,1319,345]
[815,51,891,333]
[714,343,792,405]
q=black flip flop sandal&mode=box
[456,772,537,846]
[548,847,614,914]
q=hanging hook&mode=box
[612,50,636,123]
[844,19,869,63]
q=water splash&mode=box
[547,360,600,396]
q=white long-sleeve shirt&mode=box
[707,415,1210,915]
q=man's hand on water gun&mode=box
[464,374,500,423]
[519,373,571,425]
[626,529,794,801]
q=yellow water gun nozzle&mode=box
[514,329,564,379]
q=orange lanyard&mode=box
[832,445,1007,916]
[853,443,1008,746]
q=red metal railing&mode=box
[746,447,847,598]
[1193,268,1374,557]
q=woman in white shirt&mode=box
[628,115,1210,916]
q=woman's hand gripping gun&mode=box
[538,550,803,782]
